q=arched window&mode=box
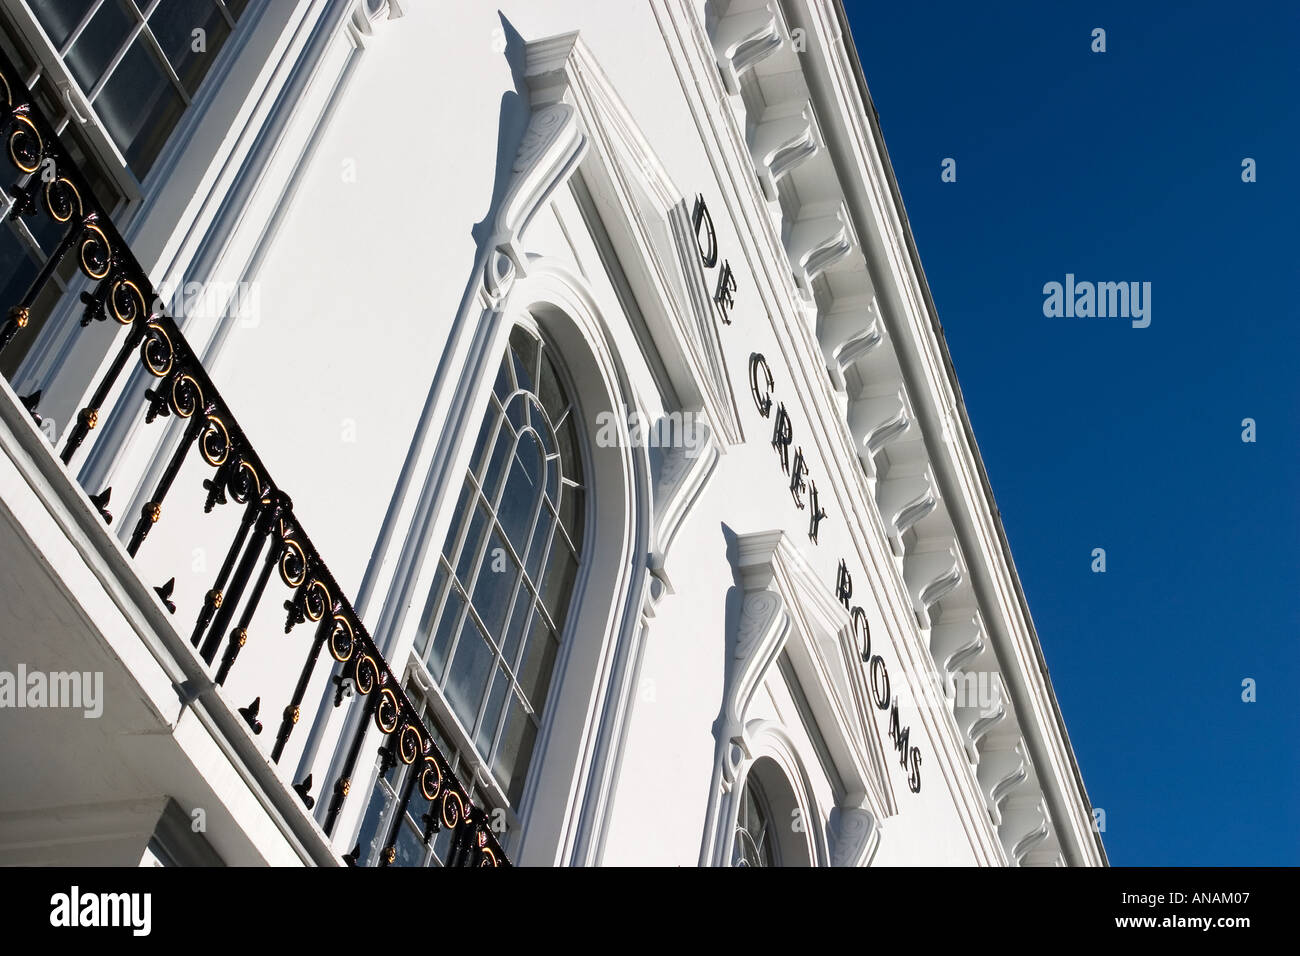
[732,775,777,867]
[354,323,586,866]
[727,756,817,867]
[416,324,586,805]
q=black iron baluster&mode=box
[379,755,420,867]
[216,523,281,685]
[0,49,513,865]
[198,498,273,664]
[271,609,332,763]
[191,496,258,649]
[60,315,146,465]
[127,406,204,557]
[323,665,380,837]
[448,818,471,867]
[0,213,87,356]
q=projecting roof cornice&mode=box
[661,0,1106,866]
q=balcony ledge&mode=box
[0,378,340,866]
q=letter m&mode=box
[101,893,130,926]
[1097,281,1128,317]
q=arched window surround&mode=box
[726,724,826,867]
[373,260,655,865]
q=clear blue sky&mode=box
[844,0,1299,865]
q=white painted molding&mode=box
[829,802,880,867]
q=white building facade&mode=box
[0,0,1105,867]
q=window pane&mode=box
[24,196,72,253]
[557,486,584,551]
[481,417,513,502]
[556,414,583,486]
[393,818,425,867]
[95,37,185,175]
[438,480,472,558]
[57,113,128,210]
[430,814,456,865]
[0,229,41,326]
[0,254,79,381]
[491,356,510,401]
[500,585,533,669]
[523,505,553,584]
[510,340,535,396]
[443,619,494,725]
[425,580,465,682]
[356,780,394,866]
[468,403,495,477]
[404,787,432,850]
[476,665,511,754]
[149,0,230,96]
[517,623,557,711]
[414,563,448,659]
[537,350,567,425]
[509,327,538,390]
[538,542,578,627]
[504,391,525,432]
[453,499,489,583]
[470,529,517,640]
[497,432,543,552]
[30,0,96,50]
[494,699,537,806]
[65,0,133,92]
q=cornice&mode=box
[658,0,1103,866]
[655,0,1005,866]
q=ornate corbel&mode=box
[482,103,588,305]
[829,801,881,867]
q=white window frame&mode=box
[3,0,247,200]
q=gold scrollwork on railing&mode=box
[79,222,111,279]
[8,113,41,173]
[441,790,464,830]
[199,414,231,467]
[420,756,442,801]
[328,613,355,662]
[110,277,145,324]
[398,723,422,765]
[230,458,261,503]
[303,578,331,622]
[43,175,82,223]
[354,653,378,696]
[279,537,308,588]
[170,372,203,419]
[376,687,400,734]
[141,321,174,377]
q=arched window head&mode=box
[729,756,816,867]
[732,774,777,867]
[416,323,586,806]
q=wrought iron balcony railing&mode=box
[0,48,507,867]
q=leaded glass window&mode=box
[416,325,585,807]
[732,775,777,867]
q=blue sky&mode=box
[844,0,1299,865]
